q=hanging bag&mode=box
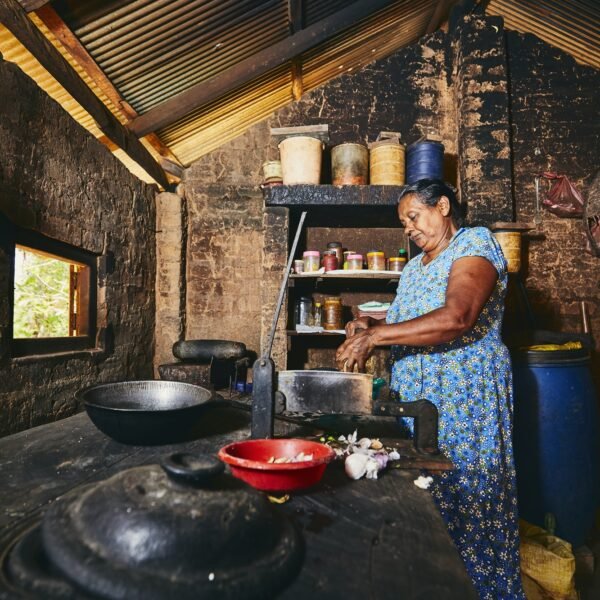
[541,172,584,218]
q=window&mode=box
[9,228,97,357]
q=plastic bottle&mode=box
[312,302,322,327]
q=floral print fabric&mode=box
[386,227,525,599]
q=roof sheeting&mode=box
[486,0,600,69]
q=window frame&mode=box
[9,226,98,358]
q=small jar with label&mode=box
[322,250,339,272]
[387,257,406,272]
[303,250,321,272]
[367,251,386,270]
[326,242,343,265]
[323,297,343,330]
[346,253,363,270]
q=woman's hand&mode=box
[345,316,375,337]
[335,328,376,373]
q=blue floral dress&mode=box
[386,227,525,600]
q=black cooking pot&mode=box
[40,453,303,599]
[79,380,218,445]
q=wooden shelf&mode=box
[264,184,405,207]
[286,330,345,336]
[290,271,401,280]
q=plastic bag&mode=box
[519,519,577,600]
[541,172,584,218]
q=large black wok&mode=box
[79,380,218,445]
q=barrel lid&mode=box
[41,454,302,600]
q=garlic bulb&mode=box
[344,453,369,480]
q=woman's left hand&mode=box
[335,329,376,372]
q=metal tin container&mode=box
[331,143,369,185]
[369,139,406,185]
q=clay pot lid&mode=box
[41,453,302,600]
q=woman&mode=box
[336,179,525,600]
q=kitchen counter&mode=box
[0,405,476,599]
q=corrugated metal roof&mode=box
[487,0,600,69]
[4,0,599,180]
[62,0,290,114]
[160,0,439,165]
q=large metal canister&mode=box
[369,138,406,185]
[331,143,369,185]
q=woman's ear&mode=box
[437,196,451,217]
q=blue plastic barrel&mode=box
[406,141,444,184]
[512,347,600,547]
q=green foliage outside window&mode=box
[13,248,70,338]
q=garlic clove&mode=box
[357,437,372,449]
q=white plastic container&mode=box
[278,136,323,185]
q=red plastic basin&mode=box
[218,438,335,492]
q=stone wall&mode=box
[506,30,600,369]
[0,56,157,437]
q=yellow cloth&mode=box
[521,341,582,351]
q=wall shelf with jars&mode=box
[264,185,411,374]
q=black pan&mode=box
[79,380,218,445]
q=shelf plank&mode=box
[286,330,346,336]
[291,271,401,279]
[265,185,405,207]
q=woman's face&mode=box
[398,193,452,253]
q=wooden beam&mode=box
[0,0,169,188]
[425,0,453,34]
[33,4,183,181]
[129,0,397,137]
[288,0,304,101]
[16,0,48,12]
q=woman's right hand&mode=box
[345,316,375,337]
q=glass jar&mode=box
[302,250,320,272]
[322,250,339,272]
[387,257,406,272]
[323,297,343,330]
[366,251,386,270]
[326,242,343,265]
[293,259,304,274]
[295,297,313,327]
[346,253,363,270]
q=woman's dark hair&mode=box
[398,179,464,224]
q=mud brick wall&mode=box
[451,15,513,224]
[154,190,186,374]
[0,57,156,437]
[276,31,456,181]
[506,32,600,370]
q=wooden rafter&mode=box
[128,0,398,137]
[16,0,47,12]
[288,0,304,101]
[33,4,183,180]
[425,0,455,33]
[0,0,169,188]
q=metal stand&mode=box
[251,211,307,439]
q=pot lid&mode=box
[41,453,302,600]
